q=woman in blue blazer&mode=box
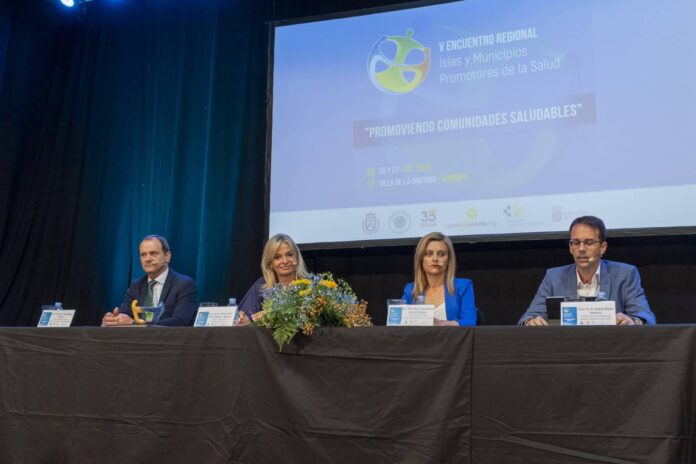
[402,232,477,326]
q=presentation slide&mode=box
[269,0,696,246]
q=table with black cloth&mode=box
[0,326,694,463]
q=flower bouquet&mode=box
[256,273,372,350]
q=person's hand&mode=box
[101,307,119,326]
[616,313,638,325]
[523,316,548,327]
[236,312,251,326]
[434,318,458,326]
[251,310,266,322]
[101,307,134,327]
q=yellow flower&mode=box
[292,279,312,286]
[298,288,311,296]
[319,279,337,289]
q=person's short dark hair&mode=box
[142,235,170,253]
[569,216,606,242]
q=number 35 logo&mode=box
[420,209,436,223]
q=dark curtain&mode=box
[1,0,695,327]
[0,0,418,326]
[0,0,271,325]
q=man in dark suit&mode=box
[519,216,656,326]
[102,235,198,327]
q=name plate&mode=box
[194,306,238,327]
[387,304,435,326]
[37,309,76,327]
[561,300,616,326]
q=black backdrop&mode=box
[1,0,695,327]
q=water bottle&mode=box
[54,302,63,311]
[229,298,239,324]
[416,294,425,304]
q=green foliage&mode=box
[255,273,371,350]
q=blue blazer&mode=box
[518,260,656,325]
[402,278,477,326]
[119,269,199,326]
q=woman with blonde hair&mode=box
[239,233,309,321]
[401,232,477,326]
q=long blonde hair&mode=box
[412,232,456,299]
[261,234,309,288]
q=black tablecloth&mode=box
[0,326,693,463]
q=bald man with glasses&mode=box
[519,216,656,326]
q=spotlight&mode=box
[57,0,95,9]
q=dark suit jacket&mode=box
[120,268,198,326]
[518,260,656,325]
[239,277,266,319]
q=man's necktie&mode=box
[144,280,157,307]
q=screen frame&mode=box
[264,0,696,250]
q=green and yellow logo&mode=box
[368,29,430,95]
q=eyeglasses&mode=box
[569,239,602,247]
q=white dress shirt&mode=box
[576,267,600,297]
[149,268,169,305]
[433,302,447,321]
